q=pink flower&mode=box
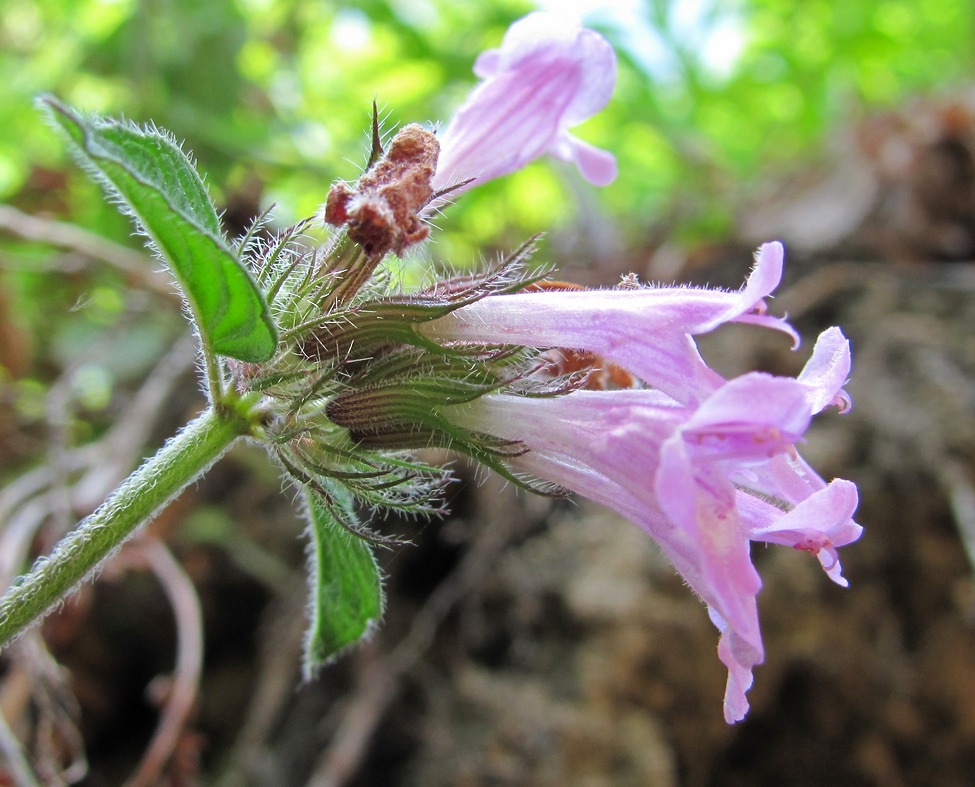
[330,239,860,721]
[447,334,861,723]
[422,241,799,406]
[433,12,618,194]
[423,242,862,722]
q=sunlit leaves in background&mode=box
[589,0,975,241]
[4,1,974,220]
[2,0,975,270]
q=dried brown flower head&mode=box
[324,123,440,258]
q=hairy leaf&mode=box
[41,96,277,362]
[303,487,384,675]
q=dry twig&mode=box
[124,538,204,787]
[0,204,176,300]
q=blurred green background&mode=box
[3,0,973,244]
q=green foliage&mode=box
[596,0,975,240]
[303,488,384,675]
[41,96,277,363]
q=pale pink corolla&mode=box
[422,241,798,406]
[433,12,618,194]
[447,331,861,723]
[426,242,860,722]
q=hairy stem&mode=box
[0,400,260,649]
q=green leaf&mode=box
[40,96,277,363]
[303,486,384,676]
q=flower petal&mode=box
[561,28,617,122]
[710,608,762,723]
[433,12,617,192]
[657,430,763,652]
[472,48,501,79]
[748,478,862,586]
[550,132,618,186]
[684,373,812,462]
[710,242,798,345]
[797,326,853,413]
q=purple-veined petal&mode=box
[434,64,581,191]
[656,425,764,676]
[480,13,616,124]
[683,373,812,462]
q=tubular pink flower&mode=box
[447,347,861,723]
[422,242,799,405]
[426,243,860,723]
[433,12,618,194]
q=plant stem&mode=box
[200,334,225,404]
[0,401,259,649]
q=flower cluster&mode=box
[244,11,861,723]
[430,244,860,722]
